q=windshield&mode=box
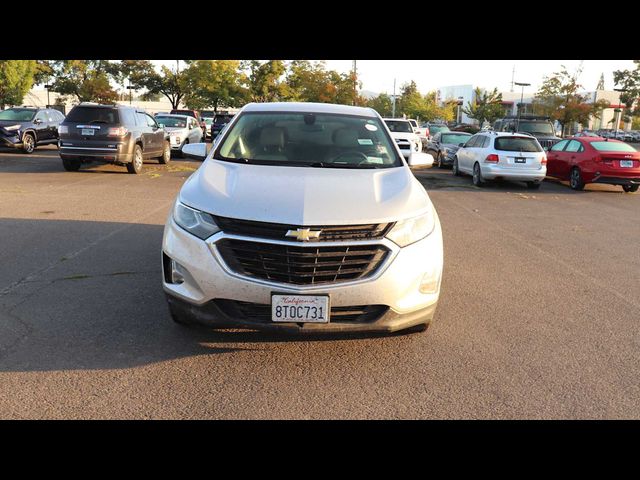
[203,118,213,125]
[441,133,471,145]
[156,116,187,128]
[0,108,36,121]
[495,137,542,152]
[590,141,637,152]
[65,107,119,124]
[215,111,403,169]
[384,120,413,133]
[429,125,450,135]
[517,121,554,136]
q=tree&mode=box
[139,63,187,109]
[534,65,609,136]
[246,60,289,102]
[47,60,120,104]
[613,60,640,114]
[392,81,454,122]
[462,87,504,127]
[0,60,38,109]
[181,60,246,112]
[366,93,393,117]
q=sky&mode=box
[153,60,637,96]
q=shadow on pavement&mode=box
[0,218,402,373]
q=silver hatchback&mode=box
[452,132,547,189]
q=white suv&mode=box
[383,118,426,163]
[162,102,443,334]
[452,131,547,189]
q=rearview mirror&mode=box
[408,152,434,167]
[182,143,207,160]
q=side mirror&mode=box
[458,143,465,147]
[34,118,42,124]
[182,142,207,160]
[408,152,434,167]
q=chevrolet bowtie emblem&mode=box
[286,228,322,241]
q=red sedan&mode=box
[546,137,640,192]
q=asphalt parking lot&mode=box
[0,145,639,419]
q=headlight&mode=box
[386,211,435,247]
[173,202,220,239]
[4,124,21,132]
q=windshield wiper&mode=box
[310,162,381,169]
[89,120,108,124]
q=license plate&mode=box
[620,160,633,168]
[81,129,95,136]
[514,157,527,164]
[271,294,330,323]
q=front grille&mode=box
[213,216,393,242]
[214,299,389,324]
[216,239,389,285]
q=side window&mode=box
[433,133,440,142]
[136,112,148,127]
[550,139,569,152]
[478,136,489,148]
[146,114,157,128]
[565,140,582,153]
[120,109,136,126]
[35,111,48,122]
[465,136,478,148]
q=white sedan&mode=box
[155,114,203,156]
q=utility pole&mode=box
[392,78,396,117]
[352,60,357,106]
[515,82,530,130]
[511,65,515,93]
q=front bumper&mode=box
[0,133,23,149]
[162,212,443,333]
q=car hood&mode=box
[179,160,432,225]
[0,120,27,127]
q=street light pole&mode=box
[392,78,396,117]
[613,88,628,139]
[44,84,52,107]
[457,96,464,124]
[514,82,531,130]
[127,83,134,105]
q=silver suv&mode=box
[452,131,547,189]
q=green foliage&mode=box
[246,60,289,103]
[284,61,363,106]
[366,93,393,117]
[613,60,640,114]
[462,87,504,126]
[181,60,247,111]
[48,60,119,103]
[388,81,454,121]
[534,65,610,133]
[0,60,38,108]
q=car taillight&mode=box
[485,154,499,163]
[107,127,128,137]
[541,155,547,166]
[58,125,68,135]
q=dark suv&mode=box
[0,107,65,153]
[211,113,235,138]
[58,103,170,174]
[493,115,562,150]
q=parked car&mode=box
[170,109,207,141]
[572,131,602,138]
[452,131,547,189]
[162,102,442,334]
[0,107,65,153]
[493,115,561,151]
[451,123,480,134]
[383,118,426,162]
[203,117,213,139]
[155,114,204,157]
[423,122,450,140]
[546,137,640,192]
[58,103,170,174]
[426,131,472,168]
[211,112,235,138]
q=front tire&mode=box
[22,133,35,154]
[452,157,461,176]
[623,184,639,193]
[569,167,585,191]
[127,144,144,174]
[472,162,484,187]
